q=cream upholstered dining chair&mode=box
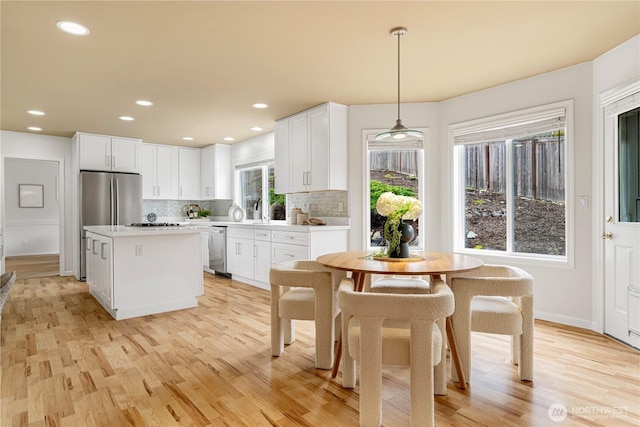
[339,277,454,427]
[447,264,534,384]
[270,260,346,369]
[368,275,430,293]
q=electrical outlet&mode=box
[135,245,143,256]
[22,239,28,246]
[338,202,344,212]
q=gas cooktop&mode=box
[129,223,182,227]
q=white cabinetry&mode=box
[86,232,113,310]
[274,102,347,193]
[74,132,141,173]
[141,143,179,199]
[274,120,290,194]
[271,230,310,264]
[227,225,348,290]
[200,144,233,200]
[201,144,231,200]
[227,227,254,279]
[254,229,271,283]
[178,148,201,200]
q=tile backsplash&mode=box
[142,190,348,220]
[143,199,233,218]
[287,191,348,217]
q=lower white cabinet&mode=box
[227,225,348,289]
[227,227,271,285]
[254,230,271,283]
[227,227,253,278]
[86,232,114,310]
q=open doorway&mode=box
[2,157,62,279]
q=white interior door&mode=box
[603,89,640,349]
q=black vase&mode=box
[390,221,414,258]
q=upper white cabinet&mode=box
[74,132,141,173]
[141,143,179,199]
[274,120,290,194]
[274,102,348,193]
[178,147,201,200]
[201,144,231,200]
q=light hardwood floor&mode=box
[1,273,638,426]
[5,254,59,280]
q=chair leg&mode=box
[410,321,435,426]
[271,293,284,357]
[433,318,447,396]
[284,319,294,345]
[342,315,356,388]
[359,320,383,427]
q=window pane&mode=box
[513,133,566,255]
[240,168,262,221]
[619,107,640,222]
[464,143,507,251]
[369,150,420,249]
[268,165,286,220]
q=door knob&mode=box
[601,232,613,240]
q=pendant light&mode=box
[375,27,423,142]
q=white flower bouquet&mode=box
[375,192,422,257]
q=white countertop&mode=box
[84,225,206,237]
[84,221,350,237]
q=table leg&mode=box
[331,271,365,378]
[446,316,467,390]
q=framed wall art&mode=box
[19,184,44,208]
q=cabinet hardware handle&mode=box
[112,156,115,167]
[86,238,91,251]
[101,243,107,260]
[106,155,110,167]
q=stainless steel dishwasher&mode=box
[208,226,230,277]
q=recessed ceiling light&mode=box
[119,116,135,121]
[250,126,263,132]
[27,110,46,116]
[224,137,235,142]
[56,21,90,36]
[135,100,153,106]
[182,137,193,141]
[252,103,268,109]
[28,126,42,132]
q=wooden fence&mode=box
[370,138,565,203]
[464,137,565,202]
[370,151,419,177]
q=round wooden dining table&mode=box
[317,250,483,389]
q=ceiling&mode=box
[2,1,638,148]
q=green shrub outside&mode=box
[369,180,416,210]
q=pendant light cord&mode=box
[397,30,401,122]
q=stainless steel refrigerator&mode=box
[79,171,142,280]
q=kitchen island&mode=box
[84,225,203,320]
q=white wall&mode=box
[0,131,73,274]
[4,158,60,255]
[440,63,594,328]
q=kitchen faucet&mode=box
[254,198,263,223]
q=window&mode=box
[452,102,570,259]
[237,163,285,221]
[365,133,425,251]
